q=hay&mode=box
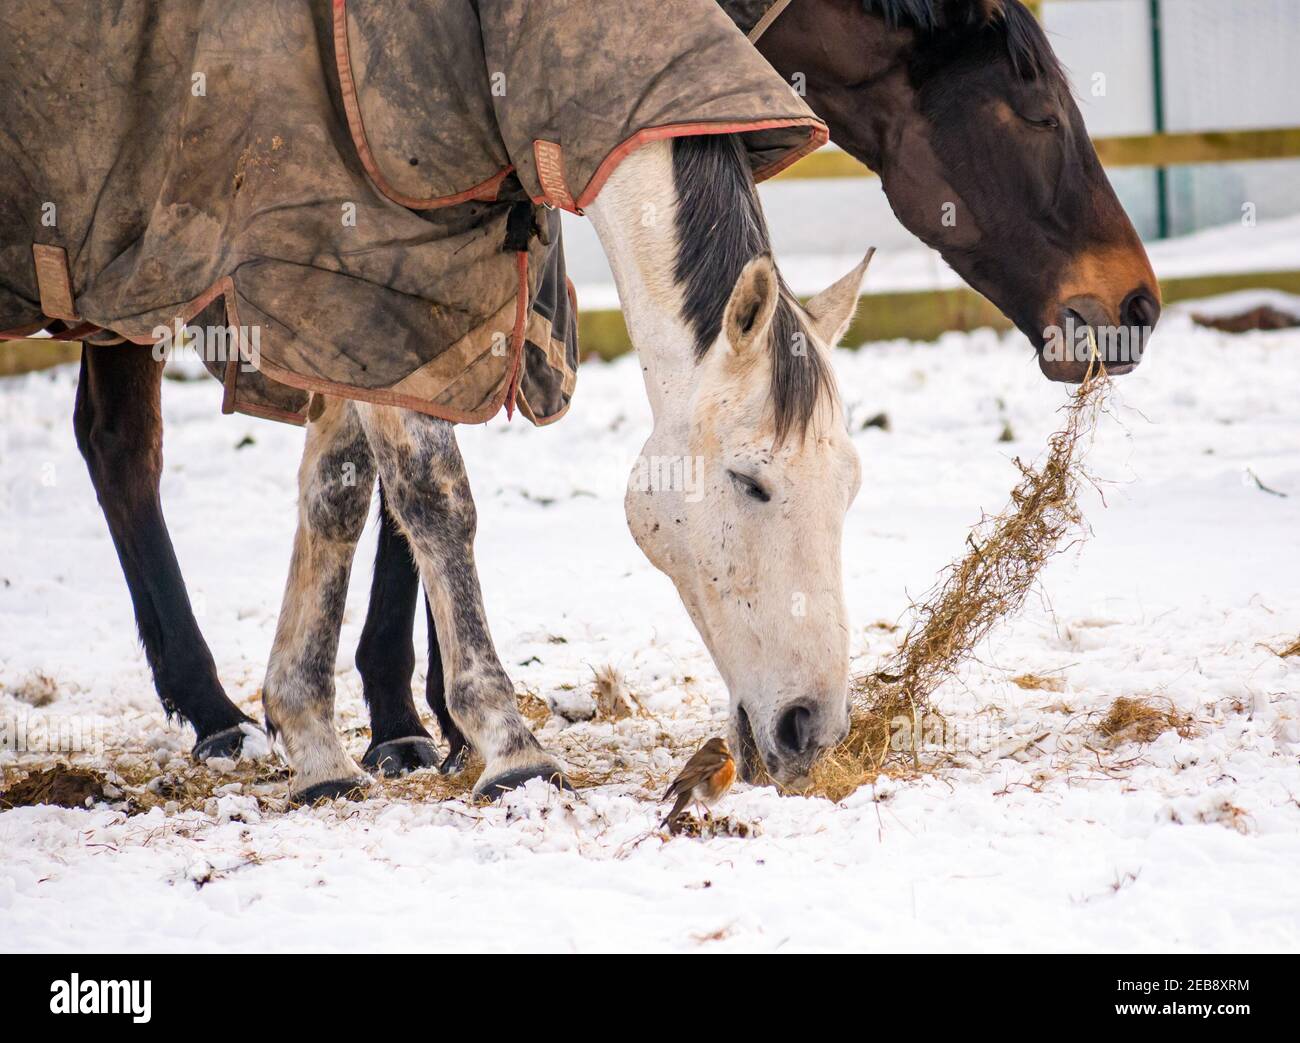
[1278,636,1300,658]
[517,690,553,728]
[810,363,1112,801]
[1010,673,1066,693]
[1097,696,1194,746]
[592,663,636,720]
[5,672,59,707]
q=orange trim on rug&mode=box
[504,250,531,420]
[0,320,104,341]
[0,320,55,340]
[332,0,513,210]
[533,140,577,212]
[573,117,828,210]
[228,398,310,427]
[32,244,80,322]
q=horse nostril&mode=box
[1121,290,1160,334]
[776,704,814,756]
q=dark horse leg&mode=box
[73,344,255,757]
[355,482,469,777]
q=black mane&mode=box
[863,0,1065,81]
[671,134,830,443]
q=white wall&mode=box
[1047,0,1300,236]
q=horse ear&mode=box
[805,248,874,347]
[723,254,779,356]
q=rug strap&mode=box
[503,250,530,421]
[32,244,80,322]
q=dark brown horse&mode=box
[68,0,1159,772]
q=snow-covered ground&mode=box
[1,300,1298,953]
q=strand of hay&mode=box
[1096,696,1194,747]
[811,362,1112,800]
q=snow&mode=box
[2,303,1299,953]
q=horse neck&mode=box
[582,139,700,433]
[755,4,912,173]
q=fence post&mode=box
[1149,0,1170,239]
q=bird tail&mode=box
[660,791,691,828]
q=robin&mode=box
[661,737,736,828]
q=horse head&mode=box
[760,0,1161,380]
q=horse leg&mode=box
[73,344,254,758]
[262,396,375,801]
[355,403,565,799]
[354,484,439,776]
[354,483,470,776]
[423,592,470,774]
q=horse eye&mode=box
[1024,114,1060,130]
[728,470,771,503]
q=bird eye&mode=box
[728,470,771,503]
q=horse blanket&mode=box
[719,0,799,39]
[0,0,824,425]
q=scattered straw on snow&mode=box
[0,362,1124,813]
[5,672,60,707]
[1009,673,1067,693]
[1096,696,1195,747]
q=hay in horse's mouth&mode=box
[810,359,1114,801]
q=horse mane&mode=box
[671,134,831,443]
[862,0,1064,81]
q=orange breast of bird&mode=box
[703,756,736,801]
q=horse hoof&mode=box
[362,736,441,778]
[473,763,572,801]
[192,723,254,762]
[439,743,470,776]
[291,777,369,805]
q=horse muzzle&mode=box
[734,698,850,787]
[1038,291,1161,383]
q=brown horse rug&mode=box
[0,0,824,426]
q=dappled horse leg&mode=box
[355,486,469,777]
[73,344,254,759]
[355,404,564,799]
[262,396,375,802]
[354,487,437,776]
[356,488,473,769]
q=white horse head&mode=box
[589,135,871,786]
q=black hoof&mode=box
[474,764,573,802]
[291,777,369,805]
[192,723,254,762]
[362,736,441,778]
[439,743,471,776]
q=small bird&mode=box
[661,737,736,828]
